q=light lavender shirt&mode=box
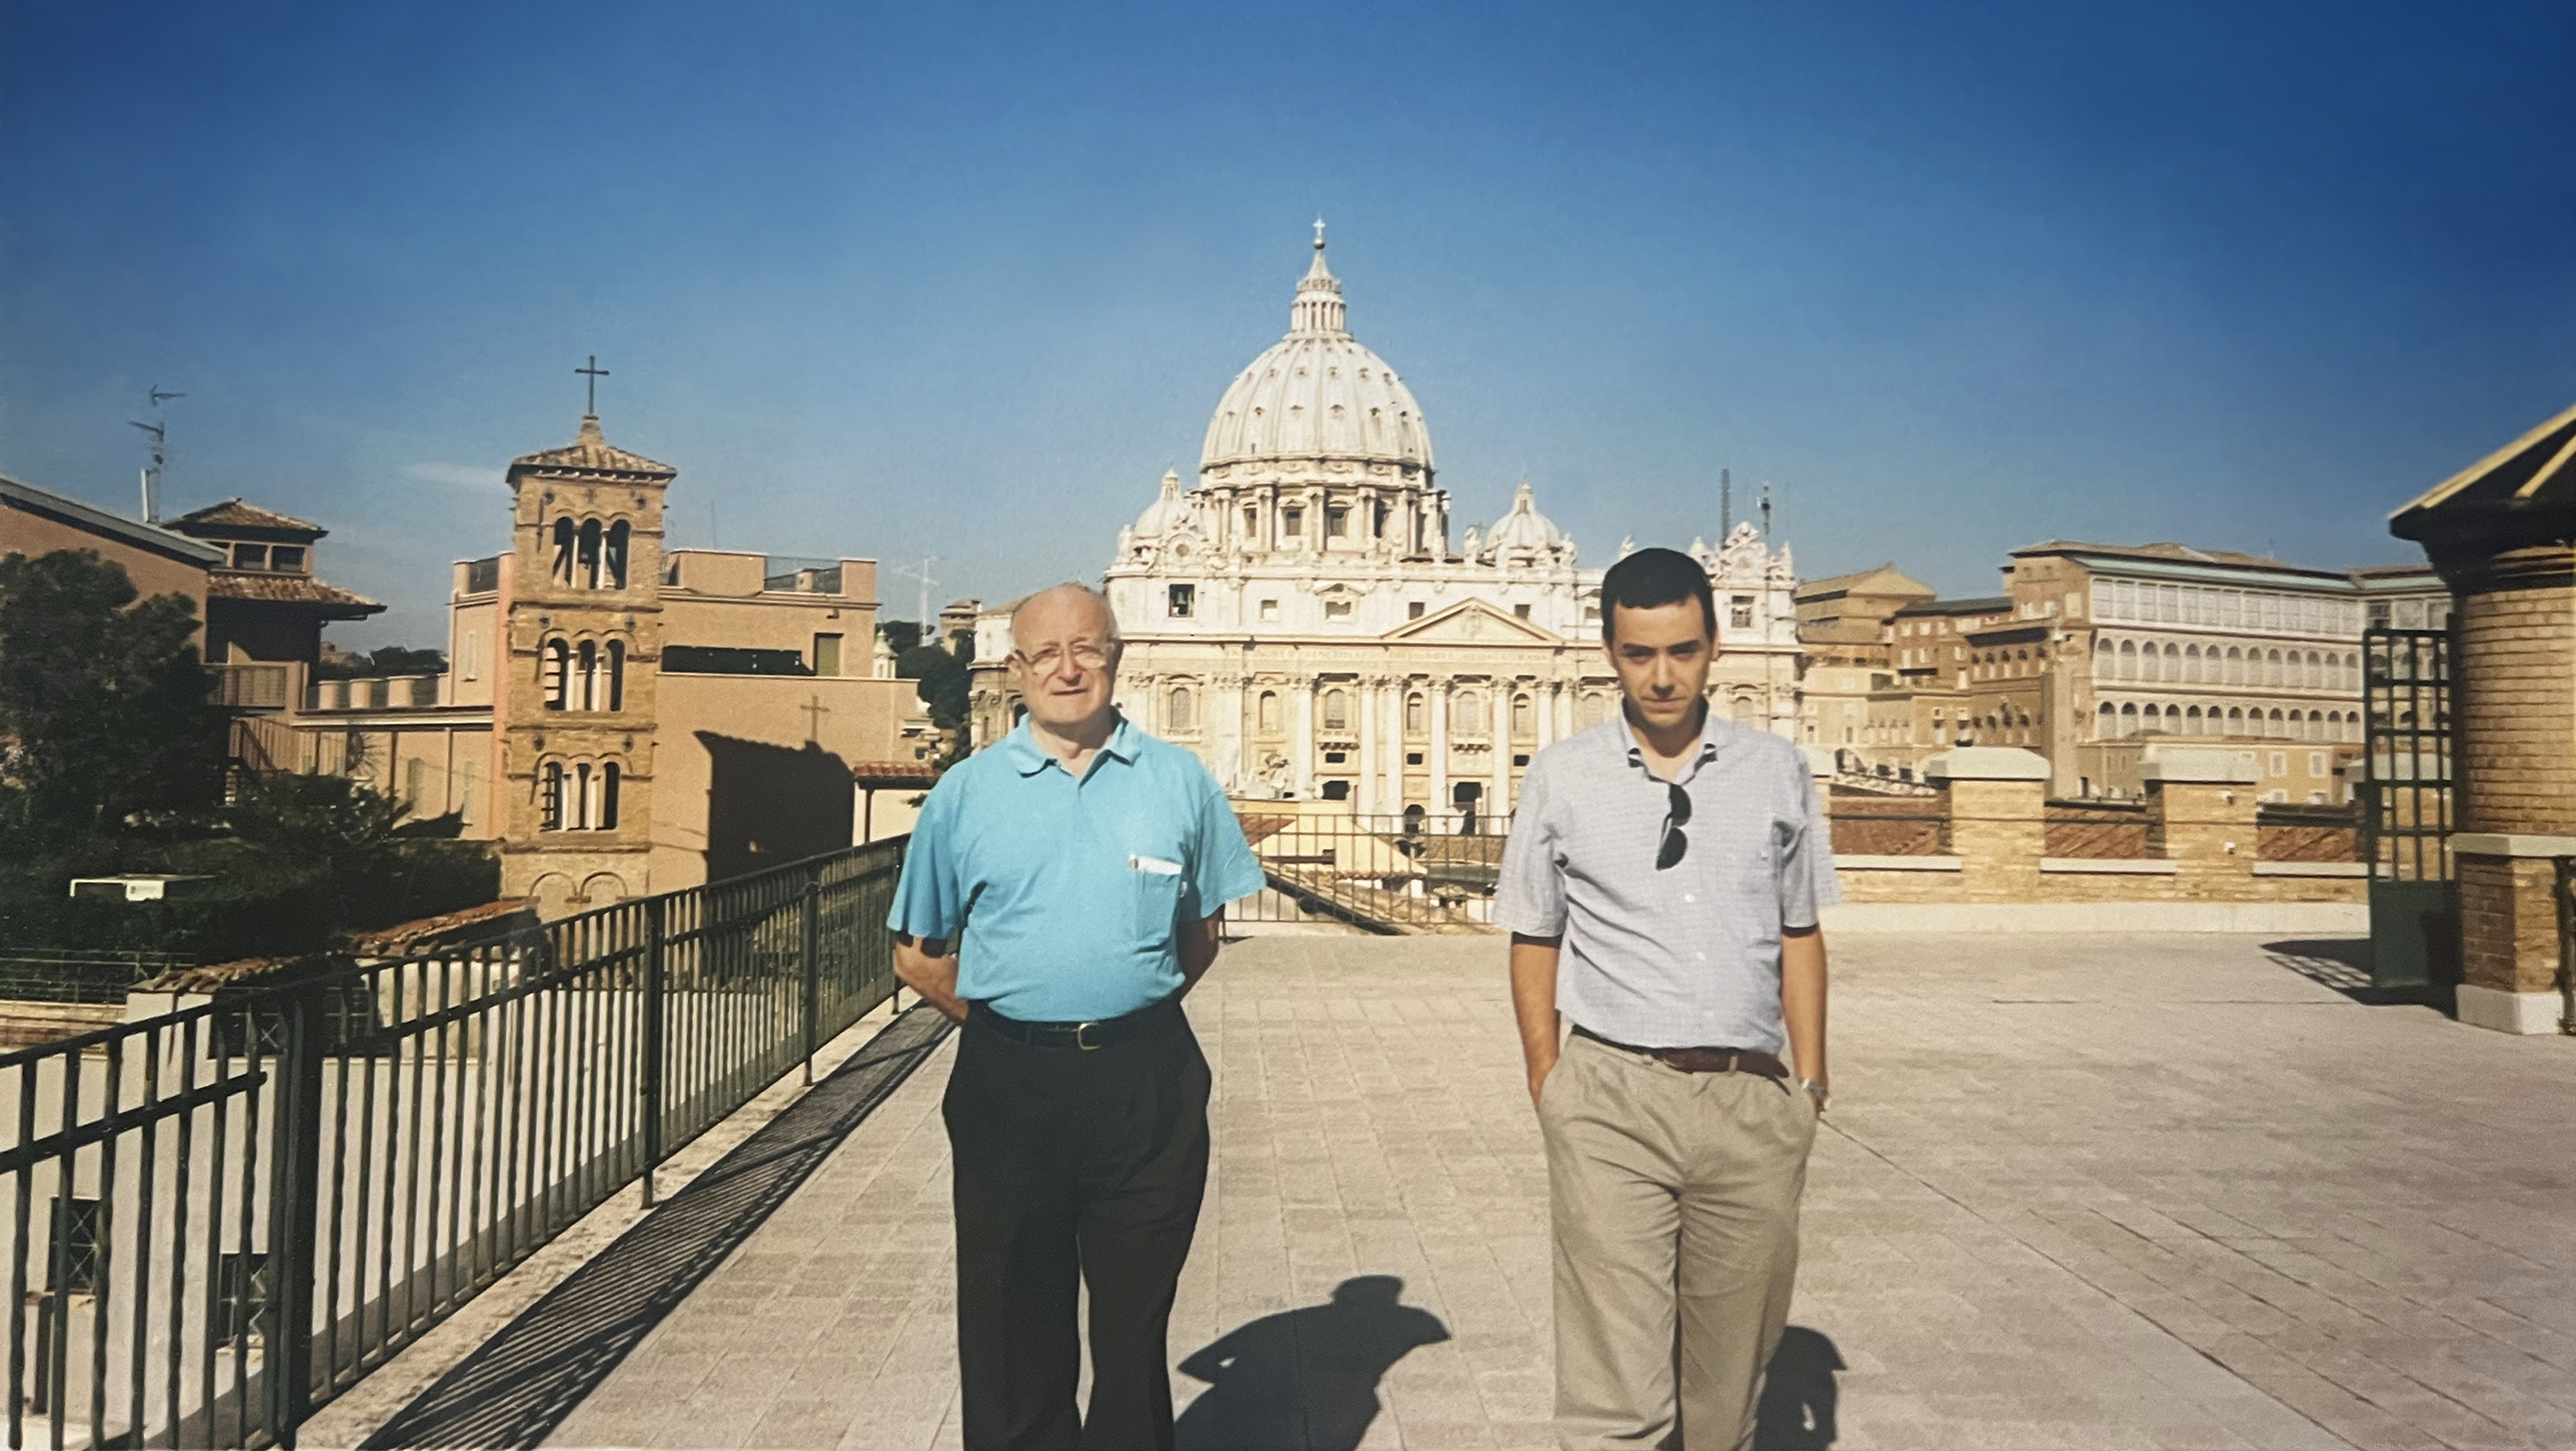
[1494,711,1839,1054]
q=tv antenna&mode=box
[886,555,941,635]
[129,386,185,522]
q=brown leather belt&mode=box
[1572,1025,1789,1080]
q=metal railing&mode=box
[2556,858,2575,1037]
[0,836,905,1448]
[1233,811,1512,933]
[0,955,189,1008]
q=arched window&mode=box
[2118,640,2137,680]
[1321,688,1350,731]
[1457,691,1487,734]
[2308,651,2325,689]
[1405,693,1425,734]
[540,761,565,831]
[2185,705,2203,733]
[2308,709,2326,741]
[606,641,626,712]
[2092,641,2112,681]
[1258,691,1280,734]
[2163,643,2182,682]
[2226,647,2244,685]
[1732,695,1757,726]
[1580,692,1609,728]
[543,640,570,710]
[577,520,604,590]
[2265,649,2284,686]
[572,762,595,829]
[551,519,577,585]
[599,762,621,829]
[2183,644,2201,683]
[605,522,631,590]
[2227,706,2244,731]
[2118,702,2138,737]
[2097,702,2114,738]
[2267,708,2285,737]
[1512,693,1535,736]
[1167,685,1196,733]
[576,640,599,710]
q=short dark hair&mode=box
[1599,547,1716,644]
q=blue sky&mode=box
[4,2,2570,647]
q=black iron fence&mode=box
[0,836,905,1449]
[0,955,189,1008]
[1233,811,1512,933]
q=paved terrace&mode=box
[317,933,2576,1451]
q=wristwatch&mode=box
[1798,1078,1829,1112]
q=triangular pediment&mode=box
[1384,598,1559,644]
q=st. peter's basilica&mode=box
[969,231,1801,819]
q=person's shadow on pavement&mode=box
[1174,1275,1451,1451]
[1752,1326,1846,1450]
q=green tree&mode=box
[0,549,225,844]
[314,644,448,680]
[896,630,973,764]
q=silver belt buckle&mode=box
[1074,1021,1104,1051]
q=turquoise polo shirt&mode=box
[886,713,1267,1022]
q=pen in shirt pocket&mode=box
[1129,854,1182,876]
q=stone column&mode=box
[1923,746,2048,902]
[1537,681,1557,751]
[1428,681,1452,828]
[1491,688,1513,817]
[1293,679,1317,799]
[1212,672,1247,794]
[1385,680,1408,812]
[1355,678,1379,815]
[1375,677,1397,815]
[2140,745,2261,900]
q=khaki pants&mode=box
[1538,1031,1817,1451]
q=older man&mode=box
[1498,547,1837,1451]
[889,582,1264,1451]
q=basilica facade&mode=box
[970,234,1801,817]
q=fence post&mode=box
[263,980,327,1447]
[640,896,666,1209]
[801,866,823,1086]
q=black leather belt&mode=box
[1572,1024,1789,1080]
[970,996,1181,1051]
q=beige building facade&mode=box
[969,234,1804,819]
[272,415,932,916]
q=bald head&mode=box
[1010,583,1121,653]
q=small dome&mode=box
[1480,480,1572,566]
[1131,470,1192,538]
[1199,233,1433,475]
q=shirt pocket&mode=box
[1128,852,1186,939]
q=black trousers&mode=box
[944,1002,1212,1451]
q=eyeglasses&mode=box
[1656,781,1691,870]
[1011,641,1113,674]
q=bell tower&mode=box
[496,412,674,915]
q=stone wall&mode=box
[1827,746,2364,906]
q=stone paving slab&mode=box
[529,934,2576,1451]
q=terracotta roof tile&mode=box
[509,416,676,479]
[352,899,538,957]
[208,572,384,615]
[850,760,943,785]
[169,498,326,538]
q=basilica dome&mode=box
[1199,234,1434,476]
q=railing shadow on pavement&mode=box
[2259,938,2437,1006]
[358,1006,954,1450]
